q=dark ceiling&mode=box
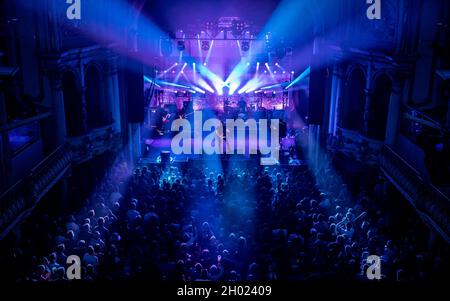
[142,0,282,32]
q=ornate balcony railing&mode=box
[0,145,72,239]
[68,124,122,163]
[379,144,450,242]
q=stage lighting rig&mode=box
[241,41,250,52]
[201,40,210,51]
[232,19,245,37]
[177,40,185,51]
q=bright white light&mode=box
[228,81,240,95]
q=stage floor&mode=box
[141,136,298,165]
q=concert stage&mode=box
[140,135,299,166]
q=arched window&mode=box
[85,66,110,128]
[62,71,84,137]
[342,68,366,132]
[367,74,392,140]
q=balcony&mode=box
[330,127,384,164]
[379,145,450,242]
[68,124,122,164]
[0,145,72,239]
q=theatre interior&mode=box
[0,0,449,282]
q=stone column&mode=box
[328,64,344,136]
[48,76,67,148]
[363,88,373,135]
[80,86,89,133]
[385,78,403,145]
[104,57,121,132]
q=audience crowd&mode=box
[2,156,449,282]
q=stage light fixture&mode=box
[177,40,185,51]
[201,40,210,51]
[241,41,250,52]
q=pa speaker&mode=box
[308,59,329,125]
[125,58,144,123]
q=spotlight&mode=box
[291,71,295,74]
[177,40,185,51]
[232,20,245,37]
[241,40,250,52]
[201,40,210,51]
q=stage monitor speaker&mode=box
[125,58,145,123]
[308,61,329,125]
